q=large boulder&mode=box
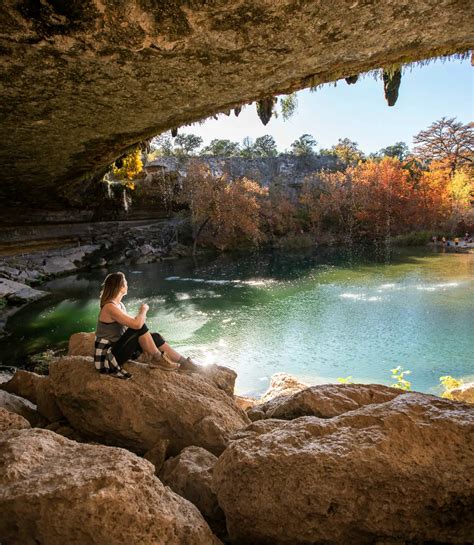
[213,393,474,545]
[450,382,474,404]
[68,332,237,396]
[0,428,222,545]
[159,446,224,529]
[248,382,404,421]
[49,356,249,455]
[0,406,30,431]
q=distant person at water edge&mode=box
[95,272,198,379]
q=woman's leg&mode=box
[159,342,183,362]
[138,332,161,355]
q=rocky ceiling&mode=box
[0,0,473,208]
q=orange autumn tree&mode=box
[300,158,454,240]
[180,161,267,253]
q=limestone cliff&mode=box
[0,0,472,208]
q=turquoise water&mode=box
[1,247,473,396]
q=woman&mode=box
[94,272,197,379]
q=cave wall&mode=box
[0,0,472,211]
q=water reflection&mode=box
[1,246,473,397]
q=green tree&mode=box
[239,137,254,158]
[150,133,173,156]
[290,134,317,156]
[200,139,240,157]
[174,133,203,156]
[252,135,278,157]
[332,138,365,166]
[379,141,409,161]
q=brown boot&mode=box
[178,356,201,373]
[149,352,178,372]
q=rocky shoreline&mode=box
[0,218,193,337]
[0,332,473,544]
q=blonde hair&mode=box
[99,272,126,308]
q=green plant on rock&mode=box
[439,375,463,399]
[337,376,353,384]
[390,365,412,391]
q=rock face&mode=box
[160,446,224,530]
[0,406,30,431]
[0,1,471,206]
[248,382,404,421]
[48,356,249,455]
[0,428,222,545]
[213,393,474,545]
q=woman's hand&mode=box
[140,303,149,314]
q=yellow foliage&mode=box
[439,375,463,399]
[113,148,143,181]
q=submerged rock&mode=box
[213,393,474,545]
[249,382,404,421]
[48,356,249,455]
[0,429,222,545]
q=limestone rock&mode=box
[0,429,222,545]
[260,372,309,403]
[41,256,77,275]
[159,446,223,525]
[68,331,94,357]
[1,369,44,404]
[49,356,249,455]
[0,390,40,426]
[251,383,404,421]
[234,395,258,411]
[0,277,48,304]
[450,382,474,404]
[0,406,30,431]
[35,377,63,422]
[67,332,236,395]
[143,439,170,474]
[1,370,62,422]
[213,393,474,545]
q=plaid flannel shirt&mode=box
[94,337,123,374]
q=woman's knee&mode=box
[130,323,149,336]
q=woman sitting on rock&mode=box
[95,271,197,379]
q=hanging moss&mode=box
[383,69,402,106]
[234,106,242,117]
[256,97,276,126]
[171,127,178,137]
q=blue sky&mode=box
[184,57,473,154]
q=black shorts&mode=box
[111,324,165,365]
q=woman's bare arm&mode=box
[102,303,148,329]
